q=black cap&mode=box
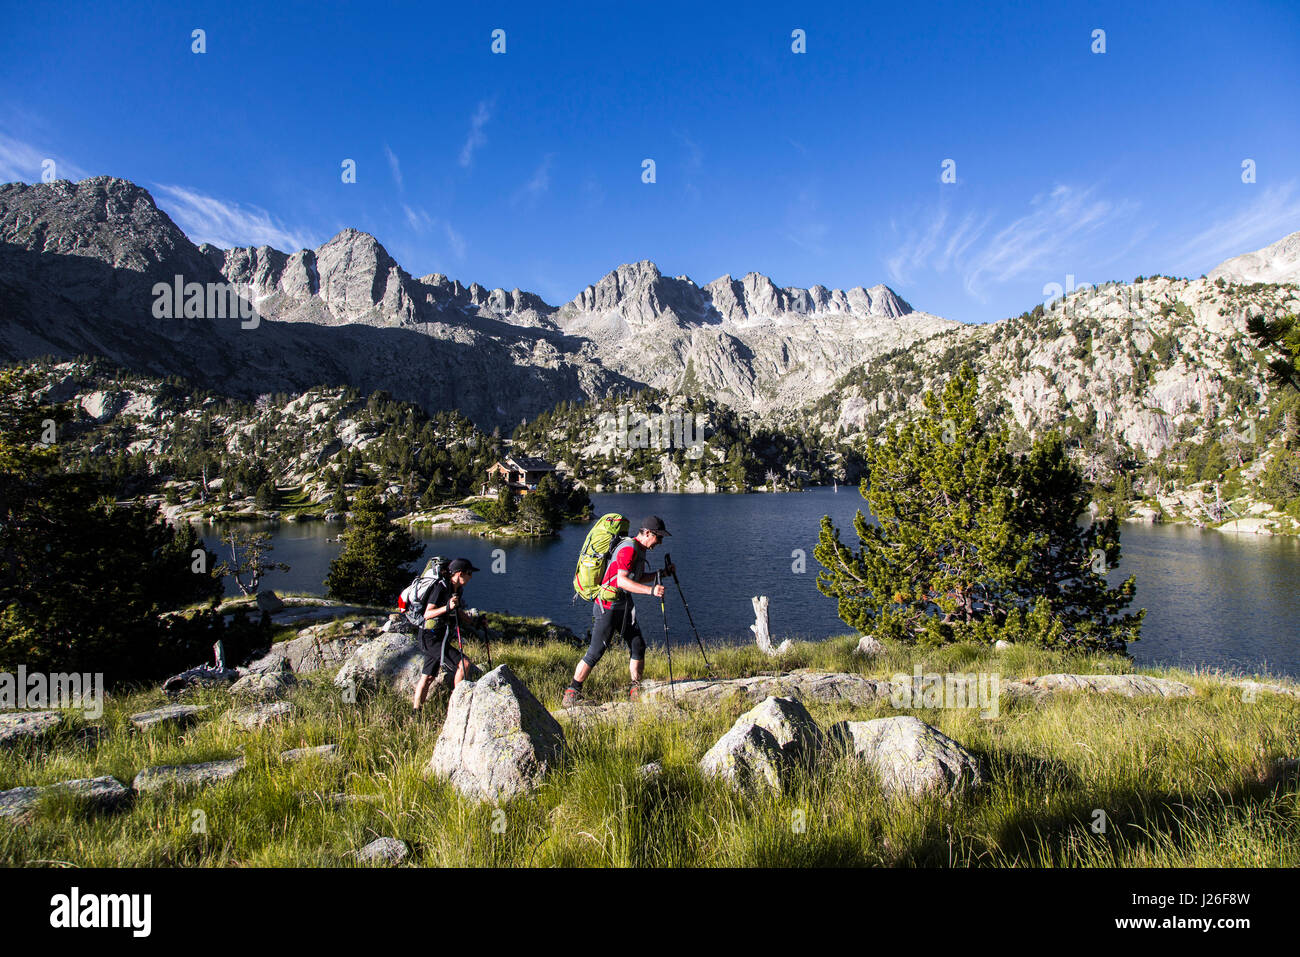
[448,558,480,574]
[639,516,671,537]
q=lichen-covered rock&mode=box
[248,620,379,676]
[280,744,340,764]
[698,696,823,791]
[0,710,63,747]
[129,704,209,732]
[642,671,893,709]
[856,636,885,657]
[355,837,409,865]
[0,786,45,823]
[1009,673,1195,699]
[132,757,246,794]
[333,634,425,697]
[429,665,564,803]
[229,671,298,700]
[226,701,293,730]
[828,716,981,799]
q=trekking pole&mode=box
[480,619,493,669]
[656,570,676,703]
[664,553,714,675]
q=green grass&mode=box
[2,631,1297,867]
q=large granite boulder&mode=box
[699,696,824,791]
[828,716,982,799]
[333,634,425,698]
[429,665,565,803]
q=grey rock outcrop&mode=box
[0,710,63,746]
[226,701,293,730]
[429,665,565,803]
[828,716,982,799]
[1005,673,1195,700]
[249,620,379,675]
[229,671,298,699]
[129,704,209,732]
[641,671,894,709]
[333,634,425,697]
[132,757,246,794]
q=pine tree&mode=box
[814,364,1142,651]
[324,486,423,605]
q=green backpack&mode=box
[573,513,631,602]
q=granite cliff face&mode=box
[1209,229,1300,285]
[0,176,956,427]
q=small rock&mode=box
[856,635,885,657]
[355,837,409,864]
[256,590,287,613]
[0,711,63,747]
[226,701,293,730]
[229,671,298,700]
[132,757,246,794]
[635,761,664,781]
[280,744,340,764]
[994,639,1014,652]
[129,704,209,732]
[51,775,131,809]
[829,716,982,799]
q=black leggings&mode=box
[582,603,646,668]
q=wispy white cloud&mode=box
[459,101,492,168]
[384,144,403,191]
[1167,182,1300,273]
[0,131,89,184]
[152,183,316,252]
[444,221,466,260]
[512,154,554,208]
[402,204,433,232]
[886,184,1137,301]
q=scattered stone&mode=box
[129,704,209,732]
[642,671,893,709]
[994,639,1014,652]
[430,664,565,803]
[829,716,982,799]
[50,775,131,810]
[551,700,642,727]
[699,696,823,791]
[742,696,824,765]
[0,786,45,824]
[1006,673,1196,700]
[229,671,298,700]
[636,761,664,782]
[280,744,340,764]
[132,757,246,794]
[226,701,293,730]
[256,590,287,613]
[355,837,409,865]
[1230,679,1300,701]
[380,613,416,635]
[162,664,239,697]
[855,635,885,657]
[0,710,63,747]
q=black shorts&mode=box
[582,602,646,667]
[417,628,466,677]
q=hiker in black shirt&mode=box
[412,558,481,712]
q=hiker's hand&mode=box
[447,594,460,612]
[652,584,665,598]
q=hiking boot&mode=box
[627,680,641,703]
[561,687,583,709]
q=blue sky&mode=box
[2,0,1298,323]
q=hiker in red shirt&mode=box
[563,516,673,706]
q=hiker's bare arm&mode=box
[617,569,664,597]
